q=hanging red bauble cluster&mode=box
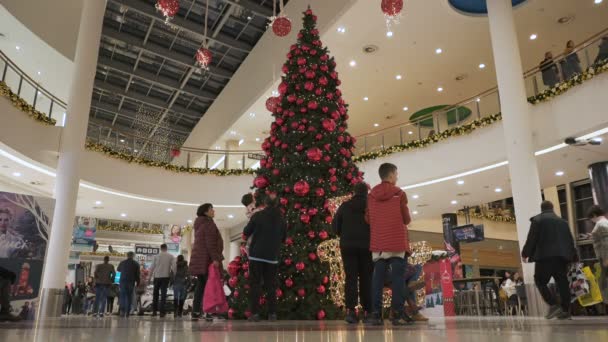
[272,16,292,37]
[156,0,180,22]
[265,96,281,112]
[381,0,403,16]
[195,47,213,70]
[170,148,181,158]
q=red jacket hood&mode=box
[369,182,403,202]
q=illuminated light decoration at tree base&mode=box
[195,47,213,70]
[381,0,404,31]
[155,0,180,23]
[226,8,363,320]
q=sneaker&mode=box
[344,310,358,324]
[412,312,429,322]
[391,311,414,326]
[556,311,572,320]
[248,314,261,322]
[545,305,561,320]
[368,312,383,326]
[268,313,277,322]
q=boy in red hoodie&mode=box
[366,163,413,325]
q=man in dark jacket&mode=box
[522,201,577,320]
[117,252,140,318]
[93,256,116,317]
[0,266,20,321]
[243,195,286,322]
[333,182,372,324]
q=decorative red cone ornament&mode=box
[156,0,180,22]
[266,96,281,112]
[195,47,213,70]
[272,16,292,37]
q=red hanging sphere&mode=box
[381,0,404,17]
[300,214,311,224]
[294,180,310,196]
[227,261,241,276]
[156,0,180,21]
[315,188,325,197]
[254,175,269,189]
[272,16,292,37]
[297,288,306,297]
[309,252,318,261]
[316,285,326,294]
[322,119,336,132]
[284,258,293,266]
[317,309,326,320]
[276,288,283,298]
[319,230,329,240]
[228,308,235,319]
[322,276,329,285]
[170,148,181,158]
[308,230,316,239]
[265,96,281,112]
[306,147,323,162]
[285,278,294,288]
[195,48,213,69]
[296,262,306,271]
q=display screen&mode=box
[114,271,121,284]
[452,224,484,243]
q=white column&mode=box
[486,0,542,283]
[40,0,106,317]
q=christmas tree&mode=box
[226,8,362,320]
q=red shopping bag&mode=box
[203,264,229,314]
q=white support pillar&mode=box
[486,0,543,279]
[487,0,545,315]
[39,0,106,317]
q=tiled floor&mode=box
[1,316,607,341]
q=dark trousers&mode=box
[192,274,208,315]
[341,247,373,312]
[0,278,10,314]
[107,297,114,313]
[249,260,278,315]
[372,257,408,314]
[534,257,570,312]
[119,282,134,316]
[94,284,109,315]
[152,278,170,314]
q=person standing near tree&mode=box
[189,203,223,321]
[243,195,286,322]
[333,182,373,324]
[522,201,578,320]
[588,205,608,303]
[93,256,115,317]
[117,252,140,318]
[366,163,414,326]
[149,244,175,318]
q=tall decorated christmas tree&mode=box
[226,8,362,320]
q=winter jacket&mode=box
[117,258,140,286]
[94,262,116,285]
[521,210,577,262]
[366,181,411,253]
[592,217,608,263]
[189,216,223,275]
[243,206,286,263]
[333,194,370,249]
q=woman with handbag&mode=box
[588,205,608,303]
[189,203,223,321]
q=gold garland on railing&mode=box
[353,113,502,163]
[85,141,256,176]
[0,81,57,126]
[457,210,516,224]
[80,251,126,257]
[97,224,164,235]
[527,59,608,105]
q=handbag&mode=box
[203,264,229,314]
[577,266,603,307]
[567,262,589,302]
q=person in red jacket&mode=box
[366,163,413,326]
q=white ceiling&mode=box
[210,0,608,151]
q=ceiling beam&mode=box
[224,0,273,17]
[90,102,197,132]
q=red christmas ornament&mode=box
[308,208,318,216]
[280,197,288,206]
[272,169,280,176]
[156,0,180,22]
[300,213,311,224]
[244,271,249,279]
[308,230,316,239]
[297,57,307,66]
[298,288,306,297]
[254,175,269,189]
[228,276,238,288]
[228,308,235,319]
[381,0,404,17]
[195,48,213,70]
[278,82,288,94]
[272,16,292,37]
[322,119,336,132]
[234,290,240,298]
[259,296,266,306]
[284,258,293,266]
[296,262,306,271]
[245,310,252,318]
[325,216,333,224]
[319,230,329,240]
[285,237,294,246]
[285,278,294,288]
[304,81,314,91]
[309,252,318,261]
[329,168,336,175]
[228,261,241,276]
[317,309,326,320]
[308,101,318,110]
[305,70,316,79]
[276,288,283,298]
[294,180,310,196]
[306,147,323,162]
[315,188,325,197]
[266,96,281,112]
[170,148,181,158]
[316,285,326,294]
[322,276,329,285]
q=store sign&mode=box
[247,153,265,160]
[135,245,159,255]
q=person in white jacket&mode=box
[588,205,608,303]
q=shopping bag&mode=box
[577,266,603,307]
[567,262,589,302]
[203,264,229,314]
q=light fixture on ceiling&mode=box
[408,131,413,135]
[337,26,346,33]
[37,71,41,75]
[479,63,486,69]
[476,98,481,102]
[386,31,393,37]
[402,106,408,111]
[237,160,242,164]
[495,188,503,193]
[166,208,173,212]
[594,0,602,4]
[95,201,102,205]
[134,149,138,153]
[255,138,261,142]
[373,123,379,127]
[229,130,237,135]
[435,48,443,54]
[349,60,356,67]
[530,33,538,40]
[555,171,565,176]
[249,112,256,118]
[437,87,444,92]
[451,200,458,205]
[396,75,402,80]
[412,194,419,199]
[457,180,464,185]
[15,45,20,50]
[12,172,22,177]
[228,214,234,219]
[120,139,125,143]
[187,219,193,223]
[363,97,369,101]
[215,146,221,150]
[120,213,127,217]
[247,16,253,20]
[238,139,245,146]
[412,211,419,215]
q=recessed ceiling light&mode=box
[120,213,127,217]
[373,123,379,127]
[476,98,481,102]
[595,0,602,4]
[228,214,234,219]
[120,139,125,143]
[187,219,193,224]
[15,46,20,50]
[479,63,486,69]
[457,180,464,185]
[271,90,279,96]
[349,60,356,67]
[451,200,458,205]
[95,201,102,205]
[255,138,261,142]
[412,194,419,199]
[437,87,444,92]
[37,71,41,75]
[435,48,443,54]
[529,34,537,40]
[230,130,237,135]
[215,146,221,150]
[386,31,393,37]
[408,131,413,135]
[337,26,346,33]
[12,172,22,177]
[412,211,419,215]
[238,139,245,146]
[495,188,503,193]
[249,112,256,118]
[555,171,565,176]
[396,75,402,80]
[363,97,369,101]
[134,149,138,153]
[402,106,408,111]
[237,160,242,164]
[166,208,174,212]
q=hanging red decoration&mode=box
[272,16,292,37]
[293,180,310,196]
[170,148,181,158]
[254,175,269,189]
[195,47,213,70]
[156,0,180,22]
[265,96,281,112]
[317,309,326,320]
[381,0,404,30]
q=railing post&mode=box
[399,127,403,145]
[205,154,209,169]
[532,76,539,96]
[17,77,23,96]
[33,87,38,109]
[1,63,7,82]
[98,126,101,143]
[476,100,481,119]
[49,100,54,119]
[224,152,229,170]
[418,122,421,139]
[187,152,191,168]
[381,135,385,150]
[242,154,246,170]
[584,49,591,69]
[455,107,460,125]
[364,136,368,153]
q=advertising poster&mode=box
[72,216,97,246]
[0,191,55,320]
[422,261,444,317]
[163,224,182,244]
